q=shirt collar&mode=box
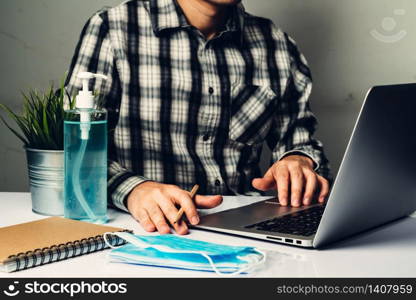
[148,0,190,34]
[222,3,245,45]
[148,0,245,43]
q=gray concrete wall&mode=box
[1,0,415,191]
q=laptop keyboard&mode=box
[245,204,326,236]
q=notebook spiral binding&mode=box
[5,229,132,272]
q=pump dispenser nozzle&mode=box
[76,72,108,109]
[76,72,107,139]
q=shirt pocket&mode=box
[229,83,277,146]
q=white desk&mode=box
[1,192,415,278]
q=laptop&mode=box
[192,83,416,248]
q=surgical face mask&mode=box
[103,232,266,276]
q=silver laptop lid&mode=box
[314,84,416,248]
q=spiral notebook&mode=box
[0,217,131,273]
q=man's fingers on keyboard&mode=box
[289,169,304,207]
[318,176,330,203]
[276,168,289,206]
[303,171,317,205]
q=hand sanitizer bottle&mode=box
[64,72,108,224]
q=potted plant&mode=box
[0,80,75,215]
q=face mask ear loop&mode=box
[103,231,150,249]
[198,248,266,277]
[197,252,244,277]
[236,249,267,274]
[103,232,121,249]
[236,248,267,274]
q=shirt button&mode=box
[202,134,210,141]
[208,87,214,95]
[215,179,221,186]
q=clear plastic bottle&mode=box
[64,72,108,224]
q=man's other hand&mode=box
[126,182,223,235]
[252,155,329,207]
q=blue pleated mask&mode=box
[104,232,266,276]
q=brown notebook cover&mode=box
[0,217,131,272]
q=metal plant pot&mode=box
[25,148,64,216]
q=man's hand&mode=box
[252,155,329,207]
[126,181,223,235]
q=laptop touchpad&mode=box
[198,199,307,228]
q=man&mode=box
[66,0,331,235]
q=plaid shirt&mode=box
[65,0,331,212]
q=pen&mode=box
[173,184,199,224]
